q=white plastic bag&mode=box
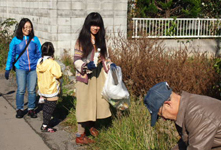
[38,96,45,104]
[102,66,130,110]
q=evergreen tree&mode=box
[134,0,203,18]
[201,0,221,18]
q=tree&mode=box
[134,0,203,18]
[201,0,221,18]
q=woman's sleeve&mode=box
[5,38,16,71]
[73,41,87,74]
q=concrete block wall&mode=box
[0,0,128,57]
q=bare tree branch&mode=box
[170,6,182,13]
[154,2,163,11]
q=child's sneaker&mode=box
[41,124,56,133]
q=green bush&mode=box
[60,49,75,74]
[0,18,17,70]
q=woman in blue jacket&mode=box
[5,18,42,118]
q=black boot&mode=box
[16,109,24,118]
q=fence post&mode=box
[197,18,200,38]
[135,19,138,38]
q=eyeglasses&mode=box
[158,97,171,117]
[159,105,164,117]
[23,27,32,30]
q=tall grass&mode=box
[92,101,178,150]
[86,36,220,150]
[47,33,221,149]
[60,49,75,74]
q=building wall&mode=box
[162,39,221,57]
[0,0,128,56]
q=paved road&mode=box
[0,73,85,150]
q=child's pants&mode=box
[43,100,57,126]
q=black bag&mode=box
[12,38,32,71]
[12,61,16,71]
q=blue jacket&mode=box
[5,36,42,71]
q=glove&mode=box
[87,61,96,70]
[110,63,117,69]
[5,70,10,80]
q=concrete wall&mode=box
[162,39,221,57]
[0,0,128,56]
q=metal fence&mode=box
[132,18,221,38]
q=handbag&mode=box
[12,38,32,71]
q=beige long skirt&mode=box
[76,64,111,122]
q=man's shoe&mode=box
[28,110,37,118]
[89,127,99,137]
[76,133,95,145]
[16,109,24,118]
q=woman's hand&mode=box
[5,70,10,80]
[110,63,117,69]
[98,56,102,64]
[87,61,96,70]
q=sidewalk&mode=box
[0,94,50,150]
[0,73,83,150]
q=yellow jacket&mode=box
[36,56,62,98]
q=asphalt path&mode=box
[0,73,85,150]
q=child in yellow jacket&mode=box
[36,42,62,132]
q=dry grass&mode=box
[62,35,221,150]
[108,36,220,99]
[85,36,221,150]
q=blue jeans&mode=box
[16,69,37,110]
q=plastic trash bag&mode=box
[102,66,130,110]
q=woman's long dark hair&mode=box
[16,18,34,40]
[78,12,107,58]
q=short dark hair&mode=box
[39,42,55,64]
[41,42,55,57]
[16,18,34,40]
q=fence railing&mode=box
[132,18,221,38]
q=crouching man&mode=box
[144,82,221,150]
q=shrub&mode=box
[87,36,221,150]
[58,33,220,150]
[0,18,17,70]
[108,36,220,99]
[60,49,75,74]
